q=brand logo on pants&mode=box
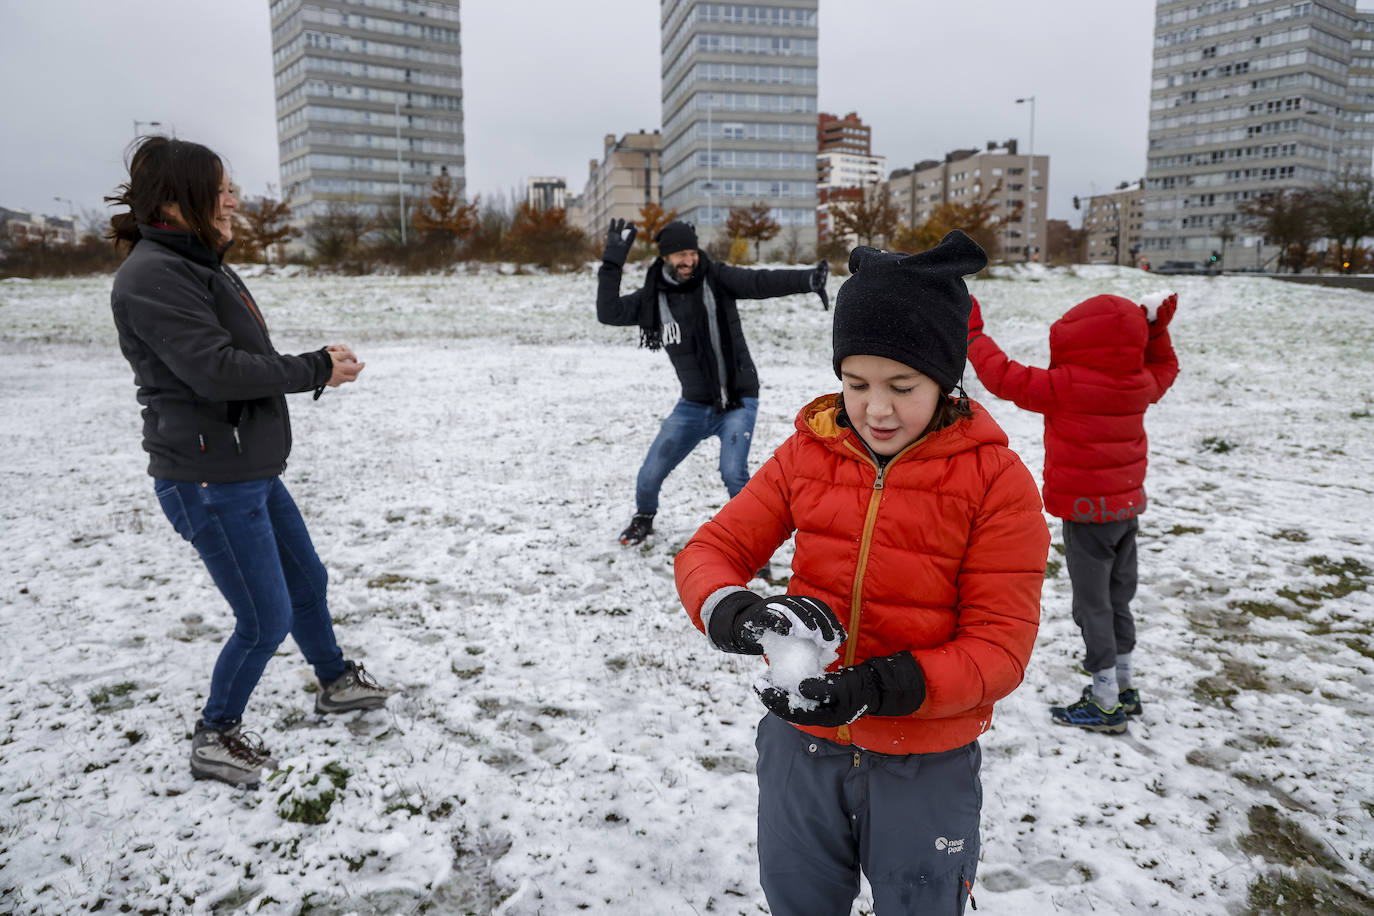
[935,836,965,855]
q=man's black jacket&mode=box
[596,252,813,407]
[110,226,332,482]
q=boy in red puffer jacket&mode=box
[967,291,1179,733]
[676,230,1049,915]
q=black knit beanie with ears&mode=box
[655,221,698,257]
[832,230,989,389]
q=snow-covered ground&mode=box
[1,263,1372,915]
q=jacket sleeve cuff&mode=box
[866,651,927,716]
[314,348,334,386]
[701,586,754,653]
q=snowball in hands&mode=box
[755,601,844,711]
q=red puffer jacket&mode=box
[968,294,1179,523]
[676,394,1049,754]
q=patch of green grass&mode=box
[1193,658,1269,708]
[367,572,438,589]
[1230,599,1304,621]
[1246,870,1374,915]
[1270,528,1310,542]
[1239,805,1343,871]
[450,663,484,680]
[1201,436,1235,454]
[1339,637,1374,661]
[88,681,139,713]
[1167,524,1206,536]
[1044,558,1062,579]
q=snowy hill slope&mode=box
[1,265,1371,914]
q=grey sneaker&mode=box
[191,722,276,787]
[315,660,392,714]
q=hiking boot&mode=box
[1079,684,1143,718]
[315,660,392,714]
[191,721,276,787]
[619,513,655,546]
[1050,693,1127,734]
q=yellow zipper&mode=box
[835,435,922,744]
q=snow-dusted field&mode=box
[1,263,1372,915]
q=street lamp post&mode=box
[394,99,407,246]
[705,92,714,234]
[53,196,78,241]
[1016,96,1035,263]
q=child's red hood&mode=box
[1048,294,1149,375]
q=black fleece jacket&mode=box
[110,226,332,482]
[596,252,814,407]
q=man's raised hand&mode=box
[602,218,638,267]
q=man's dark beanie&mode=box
[655,221,698,257]
[832,230,988,389]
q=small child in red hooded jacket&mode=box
[967,291,1179,733]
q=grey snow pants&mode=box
[754,713,981,915]
[1062,517,1139,673]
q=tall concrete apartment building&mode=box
[887,140,1050,262]
[659,1,819,253]
[581,131,663,238]
[270,0,465,231]
[1144,0,1374,266]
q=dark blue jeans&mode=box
[635,397,759,515]
[155,477,347,729]
[755,714,981,915]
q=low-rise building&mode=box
[887,139,1049,262]
[527,177,568,212]
[580,130,662,237]
[0,207,77,246]
[1084,182,1144,267]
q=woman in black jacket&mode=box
[108,136,392,787]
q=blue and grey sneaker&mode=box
[1051,693,1128,734]
[1080,684,1144,719]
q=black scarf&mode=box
[637,253,741,411]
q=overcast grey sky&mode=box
[0,0,1159,228]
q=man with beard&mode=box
[596,219,829,553]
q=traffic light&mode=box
[1073,195,1080,210]
[1210,250,1219,262]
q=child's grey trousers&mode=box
[754,712,980,915]
[1062,517,1140,673]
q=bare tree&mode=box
[1312,170,1374,273]
[725,202,780,261]
[829,185,900,248]
[235,189,300,265]
[1237,188,1316,273]
[780,224,806,264]
[309,201,373,266]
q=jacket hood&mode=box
[1048,294,1148,374]
[794,392,1009,462]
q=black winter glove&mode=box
[707,591,844,655]
[601,218,637,267]
[755,651,926,727]
[810,260,830,310]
